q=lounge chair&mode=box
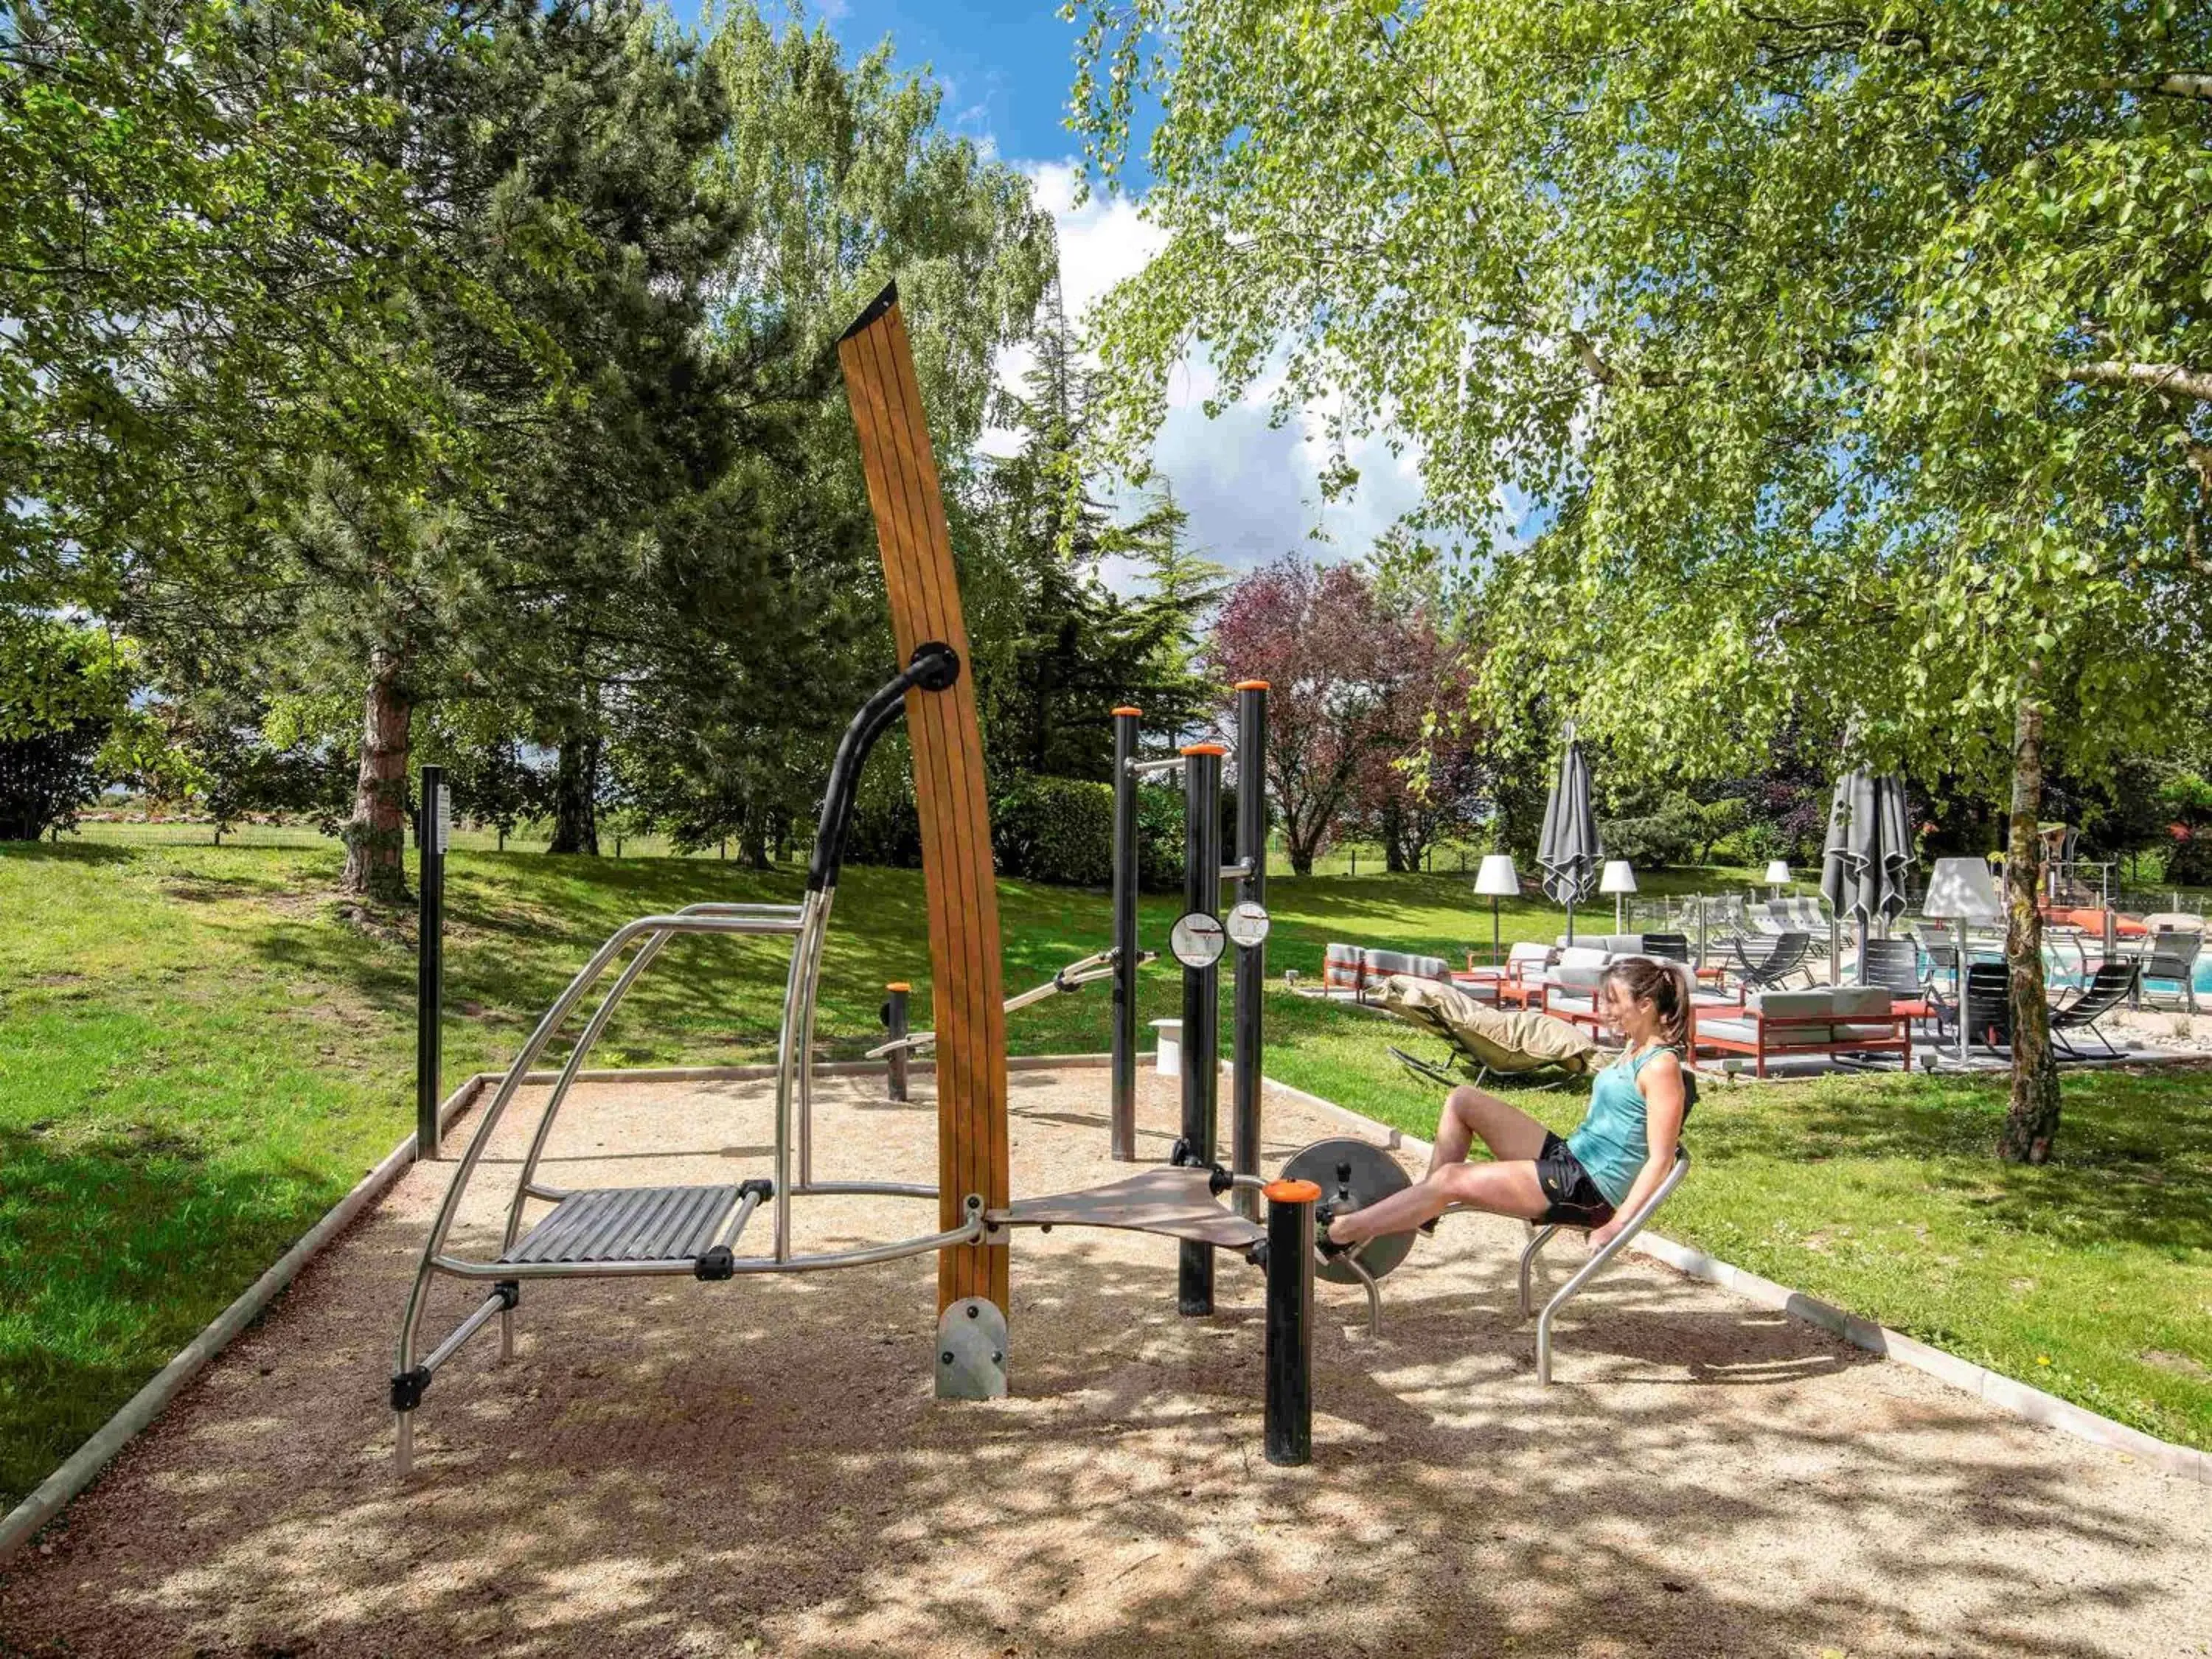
[2051,963,2139,1059]
[1641,931,1691,962]
[2138,930,2202,1015]
[1376,975,1598,1091]
[1731,931,1811,990]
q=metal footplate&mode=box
[503,1184,739,1265]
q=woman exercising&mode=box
[1324,957,1691,1252]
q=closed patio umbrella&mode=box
[1820,766,1914,970]
[1538,723,1602,944]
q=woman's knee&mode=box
[1444,1085,1486,1125]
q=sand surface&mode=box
[3,1068,2206,1658]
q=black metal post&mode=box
[1179,742,1225,1316]
[883,981,910,1103]
[1264,1176,1317,1466]
[1110,706,1141,1161]
[1231,681,1268,1220]
[416,765,446,1159]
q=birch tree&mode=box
[1071,0,2212,1159]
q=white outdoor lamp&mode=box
[1475,854,1520,967]
[1600,859,1638,932]
[1763,858,1792,899]
[1924,855,2006,1064]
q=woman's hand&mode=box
[1586,1218,1623,1251]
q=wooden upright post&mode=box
[837,285,1011,1342]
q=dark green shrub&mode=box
[994,776,1116,886]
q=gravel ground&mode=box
[3,1068,2206,1659]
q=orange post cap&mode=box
[1234,680,1271,691]
[1263,1178,1323,1204]
[1180,742,1229,757]
[885,981,911,992]
[1112,706,1143,717]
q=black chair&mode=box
[1732,930,1811,990]
[1859,936,1939,1034]
[1641,931,1691,962]
[2138,931,2202,1015]
[1953,961,2011,1056]
[2051,962,2139,1059]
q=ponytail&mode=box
[1605,957,1691,1051]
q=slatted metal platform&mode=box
[503,1184,739,1265]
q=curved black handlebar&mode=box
[807,641,961,893]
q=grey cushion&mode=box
[1747,990,1832,1021]
[1830,986,1892,1020]
[1548,993,1598,1018]
[1695,1017,1759,1046]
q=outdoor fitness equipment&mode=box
[388,285,1320,1472]
[1290,1131,1693,1382]
[1109,692,1271,1213]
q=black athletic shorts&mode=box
[1535,1132,1615,1229]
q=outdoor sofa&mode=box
[1690,986,1910,1077]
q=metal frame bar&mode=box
[1110,707,1142,1159]
[396,908,810,1393]
[1231,682,1268,1220]
[1518,1147,1691,1383]
[502,902,800,1255]
[1178,745,1224,1316]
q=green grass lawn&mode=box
[2,838,2207,1511]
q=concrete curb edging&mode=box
[1253,1073,2209,1487]
[0,1050,1107,1565]
[0,1071,491,1568]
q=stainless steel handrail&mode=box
[501,902,797,1253]
[395,911,808,1402]
[773,888,832,1258]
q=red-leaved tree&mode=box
[1206,554,1484,874]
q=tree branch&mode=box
[2063,360,2212,404]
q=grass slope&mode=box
[1,841,2206,1512]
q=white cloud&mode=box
[987,159,1438,591]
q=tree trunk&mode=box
[1998,692,2062,1163]
[340,650,411,904]
[548,732,600,855]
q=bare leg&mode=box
[1430,1085,1551,1172]
[1332,1159,1549,1246]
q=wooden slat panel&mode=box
[838,288,1009,1317]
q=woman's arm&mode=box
[1587,1051,1688,1249]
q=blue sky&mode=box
[669,2,1431,578]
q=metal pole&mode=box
[1231,682,1268,1221]
[1180,742,1225,1316]
[1110,706,1142,1160]
[416,765,446,1159]
[1264,1177,1318,1466]
[1955,917,1969,1065]
[883,982,910,1103]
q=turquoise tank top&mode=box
[1565,1045,1678,1208]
